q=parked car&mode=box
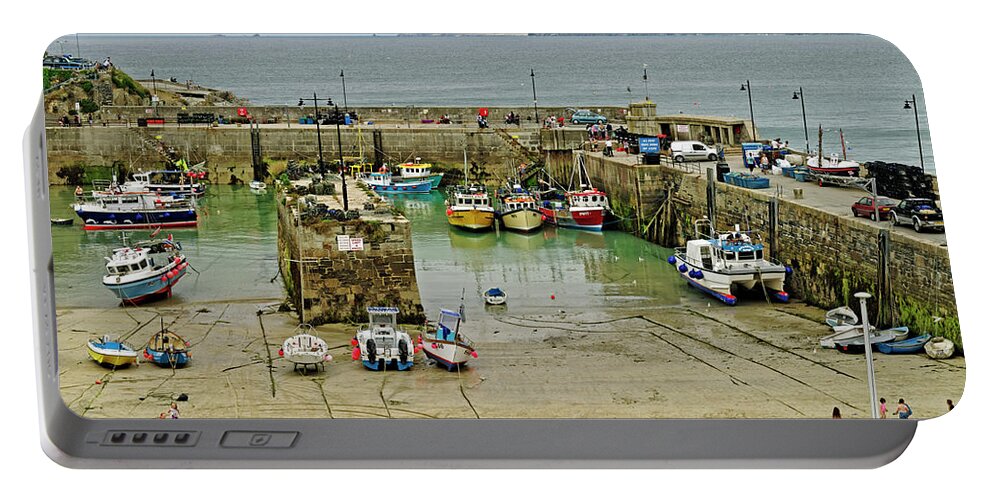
[569,109,607,125]
[888,198,944,232]
[669,141,719,162]
[851,196,898,221]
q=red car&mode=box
[851,196,897,221]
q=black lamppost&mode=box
[150,70,158,110]
[740,80,756,141]
[298,93,327,168]
[643,64,650,101]
[340,70,348,115]
[792,87,810,154]
[330,99,348,211]
[530,68,539,123]
[904,94,925,170]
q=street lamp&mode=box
[298,93,326,168]
[855,292,880,418]
[340,70,348,115]
[530,68,539,124]
[642,64,649,101]
[150,69,158,111]
[792,87,810,154]
[904,94,925,170]
[329,99,348,212]
[740,80,757,141]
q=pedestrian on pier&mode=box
[879,398,887,419]
[894,399,912,419]
[832,407,841,419]
[603,139,614,157]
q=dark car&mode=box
[851,196,897,221]
[888,198,944,232]
[569,109,607,125]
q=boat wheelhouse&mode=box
[398,159,444,189]
[74,192,198,230]
[361,172,433,194]
[102,238,189,305]
[669,220,790,305]
[446,184,495,231]
[353,307,415,371]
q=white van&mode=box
[669,141,718,162]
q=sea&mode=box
[49,34,934,171]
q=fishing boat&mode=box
[825,306,859,328]
[924,336,955,359]
[74,192,198,230]
[279,324,331,372]
[538,155,610,231]
[352,307,415,371]
[820,326,907,349]
[806,126,860,176]
[249,180,267,192]
[397,159,444,189]
[144,321,191,368]
[447,149,495,231]
[483,287,507,305]
[879,334,932,355]
[835,331,898,354]
[497,183,543,232]
[102,237,189,305]
[668,220,790,305]
[128,169,206,197]
[362,172,433,194]
[421,307,477,371]
[87,335,139,368]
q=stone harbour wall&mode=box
[276,195,424,325]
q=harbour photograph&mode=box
[43,33,964,421]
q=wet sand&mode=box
[57,299,965,420]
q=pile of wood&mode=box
[864,161,936,200]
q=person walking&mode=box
[832,407,842,419]
[893,398,912,419]
[604,139,613,157]
[879,398,887,419]
[947,399,955,411]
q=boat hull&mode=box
[144,349,190,367]
[76,208,198,231]
[87,343,137,368]
[879,334,930,354]
[539,205,603,231]
[104,265,187,304]
[499,208,543,232]
[361,359,414,371]
[370,181,432,194]
[423,341,474,370]
[402,173,444,189]
[671,254,788,306]
[447,208,495,231]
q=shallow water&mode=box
[51,186,687,314]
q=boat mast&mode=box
[817,125,823,168]
[840,128,847,161]
[463,147,468,185]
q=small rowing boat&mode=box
[879,334,931,355]
[924,336,955,359]
[279,324,331,373]
[87,336,139,368]
[483,287,507,305]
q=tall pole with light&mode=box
[740,80,756,141]
[330,99,348,212]
[855,292,880,418]
[340,70,348,115]
[643,64,649,101]
[298,93,326,168]
[904,95,925,170]
[792,87,810,154]
[530,68,539,124]
[150,69,158,111]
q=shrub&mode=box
[79,99,99,114]
[110,68,149,98]
[42,68,73,90]
[80,81,93,92]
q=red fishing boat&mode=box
[538,154,611,231]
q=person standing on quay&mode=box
[603,139,613,157]
[894,399,912,419]
[879,398,887,419]
[832,407,842,419]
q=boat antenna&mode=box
[458,287,467,324]
[817,124,823,168]
[840,128,847,161]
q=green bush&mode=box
[42,68,73,90]
[80,81,93,92]
[79,98,99,114]
[110,68,149,98]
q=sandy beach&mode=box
[57,298,965,420]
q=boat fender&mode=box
[350,338,359,347]
[278,348,284,357]
[160,275,168,282]
[366,339,377,363]
[667,256,677,265]
[351,347,360,361]
[471,351,479,359]
[678,264,688,273]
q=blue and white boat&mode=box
[74,192,198,231]
[144,323,191,368]
[421,308,477,371]
[669,220,790,305]
[353,307,414,371]
[483,287,507,305]
[102,237,189,305]
[361,173,432,194]
[398,160,444,189]
[879,333,931,355]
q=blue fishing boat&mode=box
[398,161,444,189]
[102,237,189,305]
[879,334,931,355]
[483,287,507,305]
[361,173,432,194]
[74,192,198,230]
[144,322,191,368]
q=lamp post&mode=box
[530,68,539,124]
[298,93,327,168]
[855,292,879,418]
[330,99,348,212]
[150,70,158,111]
[740,80,757,141]
[792,87,810,154]
[642,64,649,101]
[340,70,348,115]
[904,94,925,170]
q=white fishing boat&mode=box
[482,287,507,305]
[102,236,189,305]
[352,307,415,371]
[668,220,790,305]
[820,326,907,349]
[421,308,477,371]
[825,306,859,328]
[279,324,331,372]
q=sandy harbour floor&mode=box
[57,298,965,420]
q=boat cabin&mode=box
[451,186,491,208]
[105,247,153,276]
[435,309,462,342]
[366,306,402,348]
[568,187,609,209]
[684,232,766,271]
[400,161,433,177]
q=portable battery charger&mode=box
[28,33,961,467]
